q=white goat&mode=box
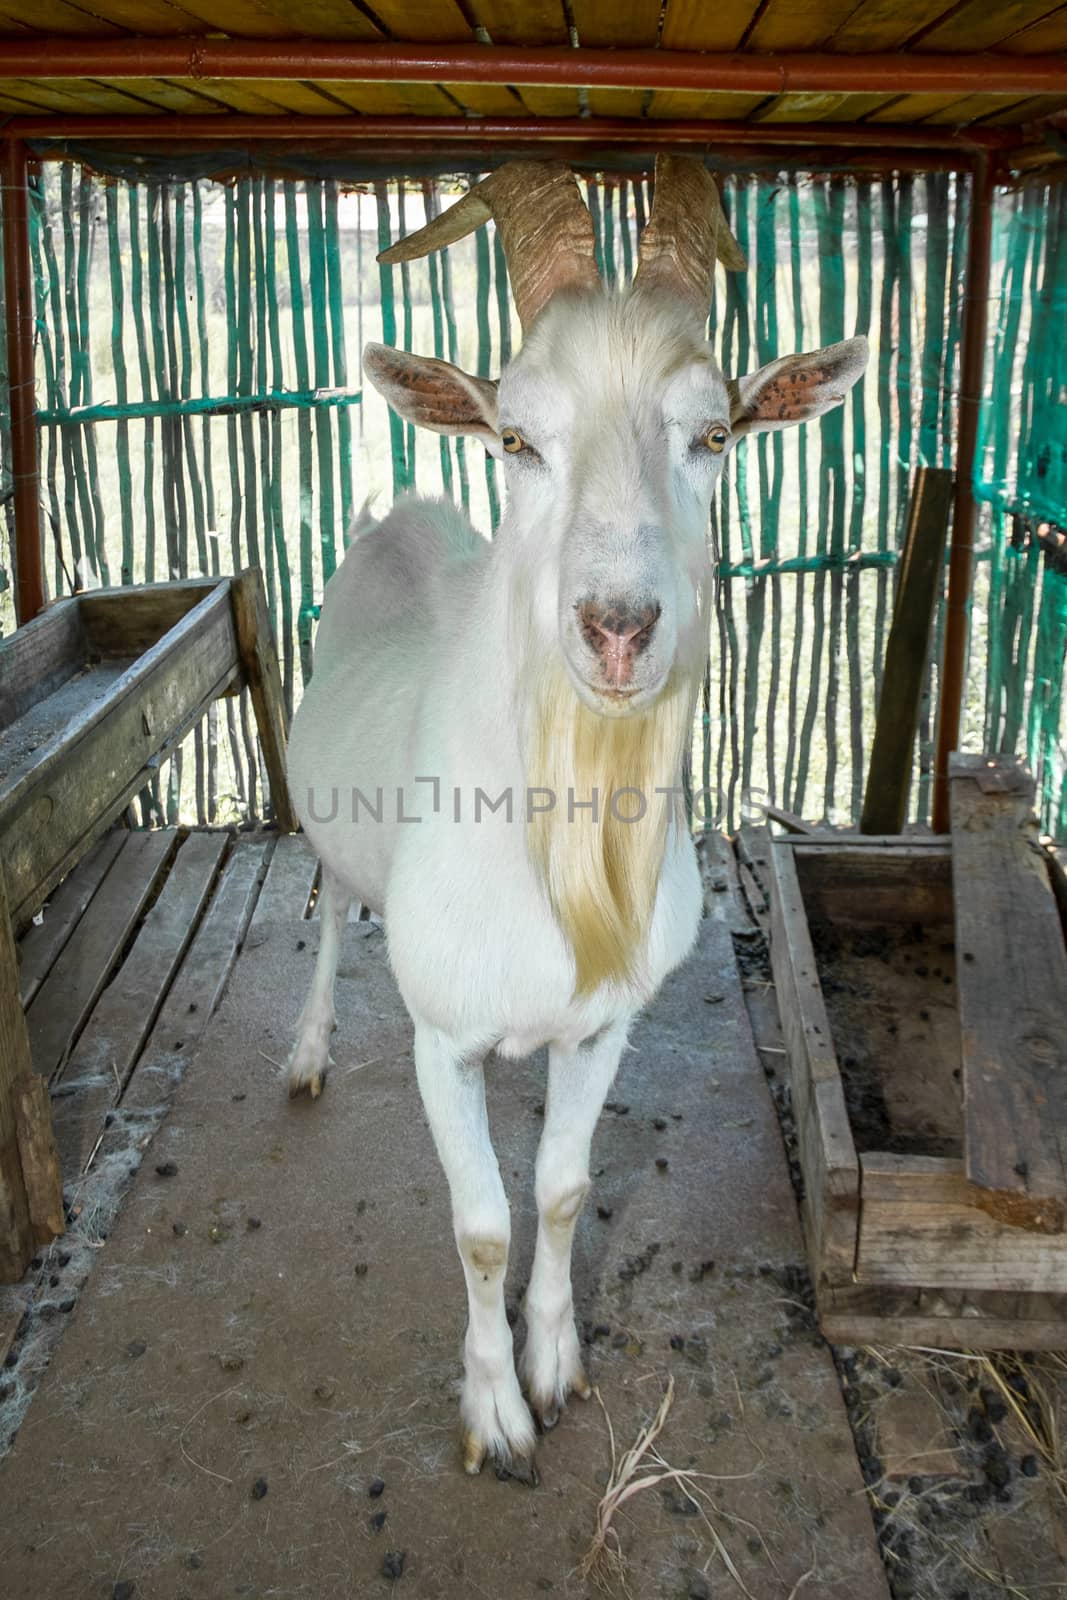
[287,158,867,1481]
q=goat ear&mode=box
[729,335,868,438]
[362,344,499,448]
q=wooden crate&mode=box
[768,756,1067,1350]
[0,571,293,1282]
[1,572,294,933]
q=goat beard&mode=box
[524,648,702,998]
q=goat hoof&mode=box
[495,1454,539,1489]
[460,1428,486,1476]
[524,1360,591,1429]
[288,1066,327,1100]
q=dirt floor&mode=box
[0,835,889,1600]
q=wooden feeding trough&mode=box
[0,571,294,1283]
[768,754,1067,1351]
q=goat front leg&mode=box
[288,866,351,1099]
[414,1024,537,1481]
[521,1018,629,1428]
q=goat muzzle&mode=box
[578,598,661,692]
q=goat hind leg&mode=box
[288,866,351,1099]
[521,1019,629,1427]
[414,1024,536,1481]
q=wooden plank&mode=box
[701,830,756,935]
[571,0,663,45]
[921,92,1034,124]
[4,0,201,31]
[0,584,240,930]
[951,754,1067,1231]
[857,1154,1067,1292]
[154,76,329,115]
[980,92,1067,123]
[764,806,819,835]
[586,87,650,117]
[0,0,121,32]
[660,0,754,50]
[3,848,65,1261]
[77,577,220,658]
[17,830,128,1008]
[245,833,318,947]
[0,80,127,114]
[115,836,273,1123]
[737,823,773,936]
[793,842,953,926]
[1002,7,1067,51]
[357,0,474,39]
[789,831,950,846]
[0,866,36,1281]
[91,77,236,115]
[231,79,361,115]
[821,0,934,52]
[138,0,382,37]
[311,79,459,115]
[464,0,569,44]
[645,88,767,120]
[0,661,136,798]
[13,1073,64,1247]
[443,81,528,114]
[863,1150,1067,1232]
[865,91,1009,124]
[768,838,860,1285]
[506,85,582,115]
[237,0,384,37]
[820,1279,1067,1351]
[756,91,899,122]
[861,468,953,835]
[917,0,1067,53]
[826,0,1055,52]
[230,568,297,833]
[0,597,85,729]
[10,78,172,115]
[861,1150,975,1204]
[748,0,863,51]
[51,831,230,1179]
[25,831,176,1083]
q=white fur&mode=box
[287,285,867,1472]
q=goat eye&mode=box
[705,426,729,454]
[501,429,525,454]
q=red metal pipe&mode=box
[1,140,43,625]
[3,113,1017,153]
[932,151,995,834]
[0,40,1063,95]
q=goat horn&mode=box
[634,155,747,318]
[377,161,601,333]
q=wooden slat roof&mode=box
[0,0,1065,164]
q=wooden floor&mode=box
[1,826,273,1366]
[1,827,1064,1598]
[0,830,889,1600]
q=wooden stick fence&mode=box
[0,167,1063,836]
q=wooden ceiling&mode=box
[0,0,1065,151]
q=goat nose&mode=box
[577,599,661,690]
